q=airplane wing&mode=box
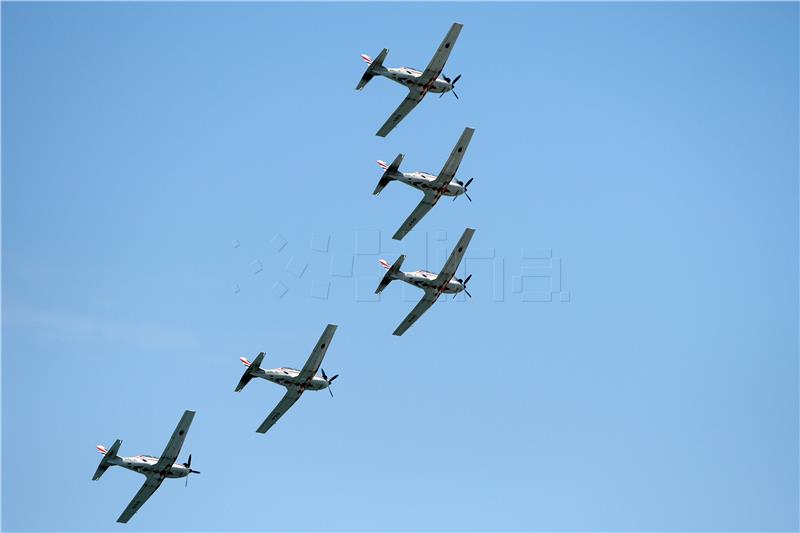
[376,87,424,137]
[392,191,438,241]
[154,410,195,470]
[393,288,440,336]
[418,22,464,86]
[436,228,475,283]
[256,388,303,434]
[296,324,338,384]
[432,127,475,189]
[116,475,163,523]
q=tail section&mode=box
[375,255,405,294]
[356,48,388,90]
[373,154,404,195]
[235,352,265,392]
[92,439,122,481]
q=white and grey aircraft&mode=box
[376,228,475,336]
[93,410,199,524]
[235,324,339,435]
[374,126,475,240]
[357,22,463,137]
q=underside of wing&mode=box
[433,127,475,188]
[296,324,337,383]
[419,22,463,86]
[155,410,195,470]
[116,475,163,524]
[393,289,439,336]
[376,88,424,137]
[256,388,303,434]
[392,192,438,241]
[437,228,475,283]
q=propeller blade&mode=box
[187,454,191,468]
[190,469,200,474]
[465,192,472,202]
[439,92,445,98]
[452,74,461,85]
[443,74,451,83]
[464,288,472,298]
[452,90,459,100]
[186,476,188,488]
[464,178,474,188]
[324,371,338,397]
[321,368,328,381]
[464,274,472,284]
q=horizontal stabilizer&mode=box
[375,255,405,294]
[235,352,265,392]
[92,439,122,481]
[356,48,388,90]
[373,153,404,195]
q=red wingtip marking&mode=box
[240,357,251,367]
[379,259,390,269]
[97,445,107,454]
[377,160,388,170]
[361,54,372,64]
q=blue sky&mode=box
[2,2,798,531]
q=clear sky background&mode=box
[2,2,798,531]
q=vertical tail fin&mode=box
[374,154,403,195]
[92,439,122,481]
[235,352,265,392]
[375,255,405,294]
[356,48,388,90]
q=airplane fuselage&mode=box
[389,170,464,197]
[378,66,452,94]
[108,455,190,478]
[251,367,330,391]
[398,270,465,294]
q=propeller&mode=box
[440,74,461,99]
[183,454,200,487]
[454,177,474,202]
[455,273,473,298]
[321,368,339,398]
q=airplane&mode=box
[374,126,475,240]
[376,228,475,336]
[235,324,339,435]
[92,410,199,524]
[357,22,463,137]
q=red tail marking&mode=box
[361,54,372,64]
[240,357,251,367]
[97,445,107,455]
[379,259,390,269]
